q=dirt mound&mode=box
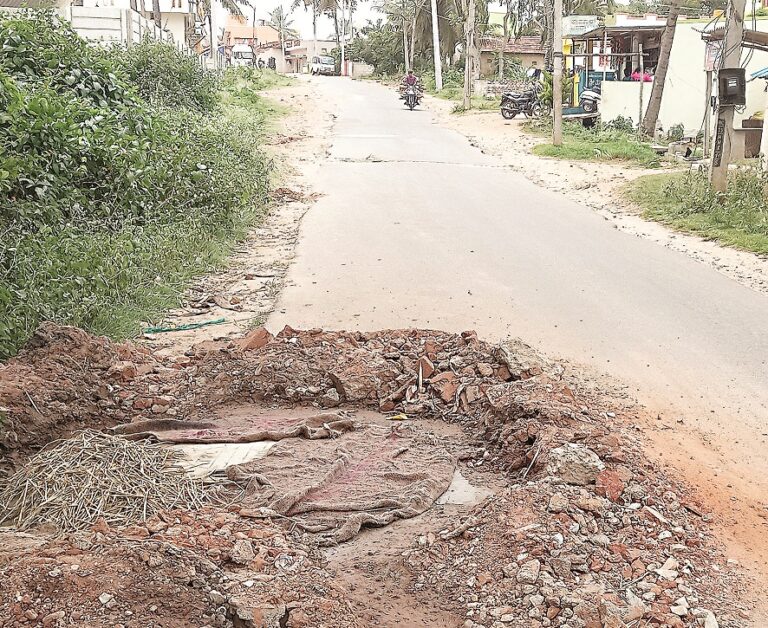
[0,324,159,468]
[0,509,359,628]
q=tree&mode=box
[641,0,681,136]
[268,5,299,58]
[293,0,337,58]
[152,0,161,27]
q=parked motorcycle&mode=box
[500,82,548,119]
[579,85,602,113]
[404,85,421,111]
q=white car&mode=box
[231,44,254,68]
[310,55,336,76]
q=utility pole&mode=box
[638,43,645,129]
[463,0,475,109]
[340,0,346,75]
[430,0,443,91]
[704,70,713,158]
[709,0,746,192]
[552,0,563,146]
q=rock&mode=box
[24,610,38,621]
[551,557,572,579]
[42,611,65,626]
[230,539,255,565]
[547,493,569,513]
[702,610,719,628]
[209,590,226,605]
[595,469,624,502]
[107,361,137,382]
[416,356,435,379]
[477,362,494,377]
[546,444,605,485]
[653,557,679,581]
[238,327,273,351]
[99,593,114,606]
[319,388,341,408]
[430,372,459,403]
[517,559,541,584]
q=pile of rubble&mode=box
[0,324,751,626]
[405,445,748,628]
[0,509,358,627]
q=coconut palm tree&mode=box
[292,0,337,58]
[268,6,300,57]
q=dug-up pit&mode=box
[0,323,751,627]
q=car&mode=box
[231,44,254,68]
[310,55,336,76]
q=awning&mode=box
[702,27,768,53]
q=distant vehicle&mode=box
[231,44,254,68]
[500,82,549,119]
[310,55,336,76]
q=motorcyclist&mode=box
[400,70,423,99]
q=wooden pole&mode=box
[553,0,563,146]
[430,0,443,90]
[709,0,746,192]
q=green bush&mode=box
[0,12,274,358]
[114,37,219,111]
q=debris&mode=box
[0,431,208,531]
[545,443,605,485]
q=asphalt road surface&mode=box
[271,77,768,499]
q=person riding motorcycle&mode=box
[399,70,423,99]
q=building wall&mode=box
[479,52,545,78]
[601,20,768,132]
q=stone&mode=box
[99,593,114,606]
[517,559,541,584]
[551,557,572,579]
[42,611,65,626]
[319,388,341,408]
[430,372,459,403]
[702,610,719,628]
[653,557,679,581]
[108,361,137,381]
[546,444,605,485]
[547,493,569,513]
[238,327,273,351]
[416,356,435,379]
[230,539,255,565]
[209,590,226,605]
[477,362,494,377]
[595,469,624,502]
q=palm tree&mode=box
[268,6,299,58]
[292,0,337,59]
[197,0,250,55]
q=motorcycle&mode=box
[579,85,601,113]
[404,85,421,111]
[500,82,548,119]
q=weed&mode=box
[625,169,768,255]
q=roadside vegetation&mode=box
[625,169,768,255]
[0,11,289,358]
[526,119,663,168]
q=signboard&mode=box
[562,15,599,37]
[705,41,722,72]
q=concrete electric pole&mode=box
[552,0,563,146]
[709,0,746,192]
[430,0,443,91]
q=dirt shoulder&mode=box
[140,78,334,358]
[426,99,768,298]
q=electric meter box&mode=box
[718,68,746,106]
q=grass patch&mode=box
[0,12,288,358]
[625,171,768,255]
[527,121,663,168]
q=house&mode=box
[223,17,281,49]
[566,15,768,134]
[284,39,337,73]
[478,36,546,78]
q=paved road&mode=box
[271,77,768,491]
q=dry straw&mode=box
[0,430,208,531]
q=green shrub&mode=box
[0,12,274,358]
[114,37,219,111]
